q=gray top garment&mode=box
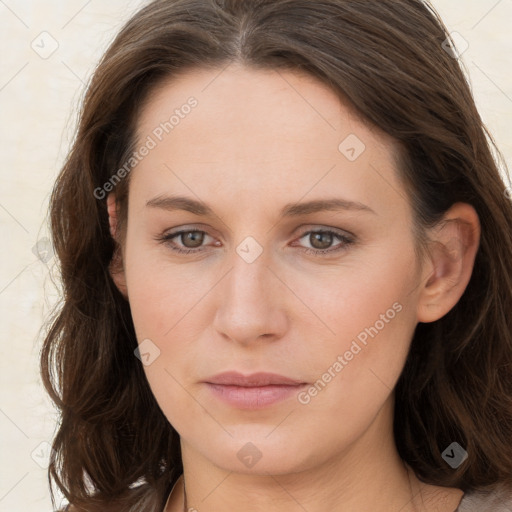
[59,483,512,511]
[455,483,512,511]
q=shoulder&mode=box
[457,483,512,512]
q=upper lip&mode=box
[204,371,306,387]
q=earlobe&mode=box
[106,193,129,299]
[109,247,129,299]
[416,203,480,323]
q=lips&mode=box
[203,371,306,387]
[203,371,308,409]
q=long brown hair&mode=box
[41,0,512,510]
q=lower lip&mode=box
[205,383,307,409]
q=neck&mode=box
[169,399,457,512]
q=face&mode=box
[119,64,426,475]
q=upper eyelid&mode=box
[164,223,353,237]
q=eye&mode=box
[293,229,354,256]
[156,229,215,254]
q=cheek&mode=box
[124,256,209,429]
[290,280,415,457]
[289,250,418,405]
[124,246,217,414]
[124,236,212,340]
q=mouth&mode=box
[203,371,308,409]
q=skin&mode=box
[107,64,480,512]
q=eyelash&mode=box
[155,228,355,257]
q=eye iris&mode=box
[182,231,204,248]
[310,232,333,249]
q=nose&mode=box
[212,245,288,346]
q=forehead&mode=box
[137,64,374,146]
[129,64,405,221]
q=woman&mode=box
[42,0,512,511]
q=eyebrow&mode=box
[145,194,376,217]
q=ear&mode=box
[416,202,480,323]
[107,193,128,299]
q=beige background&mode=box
[0,1,511,510]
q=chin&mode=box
[192,429,323,476]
